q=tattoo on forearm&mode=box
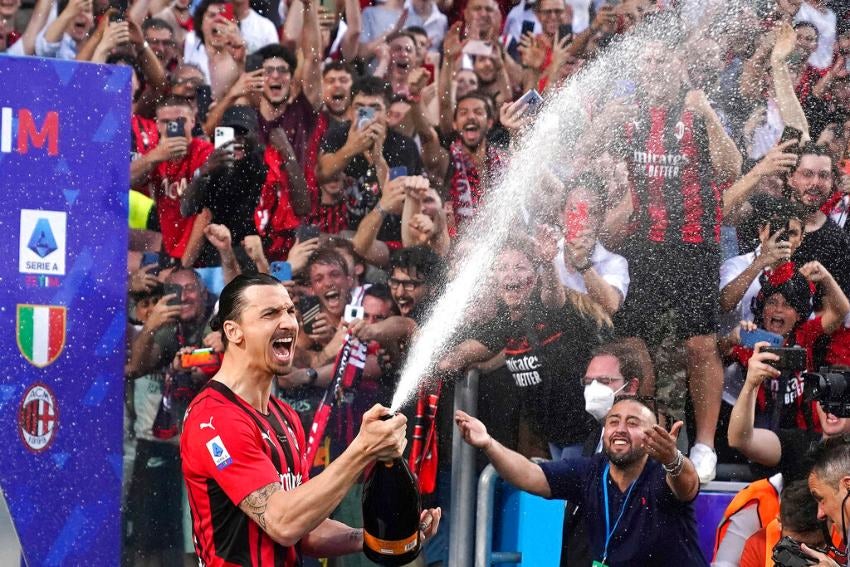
[240,482,283,531]
[349,528,364,543]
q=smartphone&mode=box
[141,251,159,267]
[422,63,435,83]
[215,126,235,150]
[196,85,213,123]
[356,107,376,130]
[517,88,544,113]
[296,224,321,242]
[270,261,293,281]
[246,53,264,73]
[166,118,186,138]
[299,295,322,335]
[344,304,365,323]
[740,328,784,349]
[163,283,183,306]
[181,348,222,368]
[389,166,408,180]
[775,220,792,243]
[463,40,494,58]
[520,20,535,38]
[558,23,573,42]
[779,125,803,147]
[763,347,807,372]
[565,201,589,241]
[109,0,128,17]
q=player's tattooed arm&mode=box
[239,482,283,531]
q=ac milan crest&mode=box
[18,383,58,452]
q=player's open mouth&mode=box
[610,436,630,448]
[271,334,294,362]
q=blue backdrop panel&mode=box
[0,55,130,566]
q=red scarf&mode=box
[448,139,505,230]
[408,383,441,495]
[304,334,368,471]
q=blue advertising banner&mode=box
[0,55,130,566]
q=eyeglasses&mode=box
[538,8,565,16]
[583,376,625,386]
[263,65,291,77]
[388,278,424,292]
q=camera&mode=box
[772,536,819,566]
[804,367,850,417]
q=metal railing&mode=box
[448,369,479,567]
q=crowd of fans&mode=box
[5,0,850,563]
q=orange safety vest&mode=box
[713,477,782,561]
[764,518,782,567]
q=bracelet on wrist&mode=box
[662,450,685,477]
[374,202,388,217]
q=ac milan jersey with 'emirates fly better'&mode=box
[181,380,308,567]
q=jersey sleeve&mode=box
[185,402,282,506]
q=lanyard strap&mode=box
[601,462,637,563]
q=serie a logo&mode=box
[1,107,59,156]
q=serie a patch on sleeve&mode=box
[206,435,234,470]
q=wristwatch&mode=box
[305,368,318,386]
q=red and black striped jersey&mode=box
[625,106,722,246]
[181,381,309,567]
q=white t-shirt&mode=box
[183,31,211,84]
[240,9,279,54]
[553,239,630,300]
[794,2,837,70]
[719,249,762,335]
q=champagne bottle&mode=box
[362,457,422,565]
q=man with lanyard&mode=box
[181,273,440,566]
[456,397,706,566]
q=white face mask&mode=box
[584,380,626,422]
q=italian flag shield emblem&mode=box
[17,305,66,368]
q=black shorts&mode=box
[125,440,183,552]
[614,242,720,342]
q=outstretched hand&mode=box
[455,410,492,450]
[643,422,682,466]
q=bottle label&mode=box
[363,530,419,555]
